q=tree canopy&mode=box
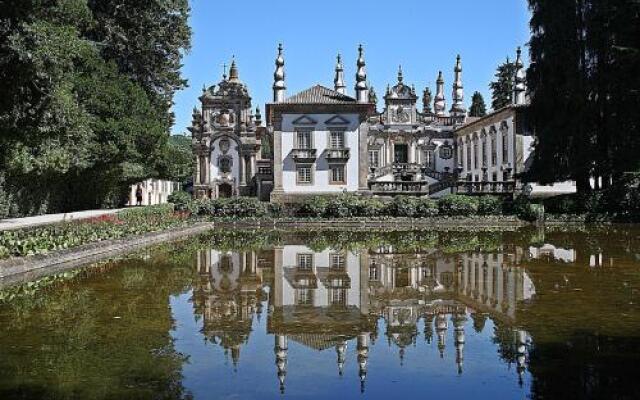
[526,0,640,192]
[0,0,191,217]
[489,58,516,111]
[469,91,487,117]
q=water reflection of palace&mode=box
[193,244,536,392]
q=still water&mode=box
[1,227,639,399]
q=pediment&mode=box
[324,115,350,125]
[292,115,318,125]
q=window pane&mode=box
[330,166,345,183]
[330,131,344,149]
[297,131,311,149]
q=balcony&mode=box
[454,181,516,194]
[290,148,317,163]
[325,148,350,163]
[369,181,430,195]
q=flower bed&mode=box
[0,205,189,259]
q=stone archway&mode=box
[218,183,233,198]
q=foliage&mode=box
[168,191,191,211]
[489,58,516,110]
[161,135,193,188]
[526,0,640,193]
[0,205,186,259]
[190,197,270,218]
[0,0,191,217]
[477,195,503,215]
[469,91,487,117]
[437,195,479,216]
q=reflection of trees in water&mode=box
[0,256,196,399]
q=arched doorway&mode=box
[218,183,232,198]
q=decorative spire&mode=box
[228,57,239,83]
[334,53,346,95]
[274,335,288,394]
[453,313,467,375]
[422,87,433,114]
[397,65,403,84]
[355,44,369,103]
[513,47,527,105]
[357,333,369,394]
[434,71,446,116]
[273,43,286,102]
[450,54,466,116]
[336,340,347,376]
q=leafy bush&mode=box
[510,195,540,222]
[385,196,420,217]
[543,194,579,214]
[193,197,270,218]
[437,195,479,216]
[477,196,503,215]
[297,196,329,217]
[168,191,191,211]
[415,198,440,217]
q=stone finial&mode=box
[513,47,527,105]
[422,87,432,114]
[334,53,346,95]
[368,85,378,105]
[255,106,262,125]
[228,57,239,82]
[434,71,446,116]
[397,65,403,84]
[273,43,286,102]
[450,54,466,116]
[355,44,369,103]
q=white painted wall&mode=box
[127,179,177,206]
[280,113,360,194]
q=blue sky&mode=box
[172,0,531,135]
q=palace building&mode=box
[190,45,575,202]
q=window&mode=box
[482,136,487,167]
[297,253,313,270]
[329,131,345,149]
[297,165,312,184]
[296,289,313,305]
[330,165,345,184]
[329,289,347,306]
[369,264,379,280]
[502,129,509,163]
[424,149,435,169]
[296,130,312,149]
[369,150,380,168]
[330,253,345,269]
[473,138,478,169]
[491,135,497,166]
[219,156,232,173]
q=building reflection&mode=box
[191,243,536,392]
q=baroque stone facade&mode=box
[191,45,574,202]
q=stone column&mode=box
[386,136,392,166]
[358,123,369,191]
[239,154,246,186]
[251,154,257,180]
[408,140,415,164]
[273,130,283,191]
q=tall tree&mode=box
[469,91,487,117]
[526,0,639,193]
[489,58,517,110]
[0,0,191,216]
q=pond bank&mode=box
[0,223,213,287]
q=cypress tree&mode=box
[469,92,487,117]
[489,59,517,110]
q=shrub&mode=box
[437,195,479,216]
[297,196,329,217]
[415,198,439,217]
[356,197,386,217]
[477,196,503,215]
[510,195,539,222]
[168,191,191,211]
[543,194,579,214]
[385,196,420,217]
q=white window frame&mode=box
[329,164,346,185]
[296,164,313,185]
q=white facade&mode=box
[127,178,177,206]
[280,113,361,194]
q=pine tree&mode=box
[489,59,517,110]
[469,92,487,117]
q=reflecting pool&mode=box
[1,227,639,399]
